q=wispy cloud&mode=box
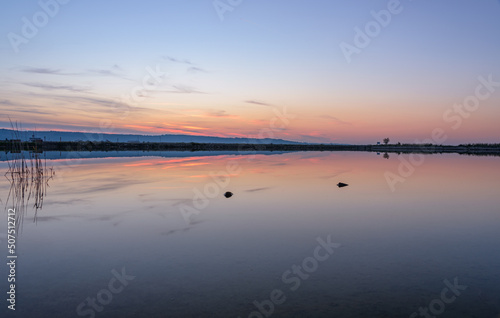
[205,110,236,118]
[163,56,193,65]
[23,82,91,93]
[245,100,272,107]
[24,92,165,116]
[3,108,54,115]
[164,56,209,74]
[124,123,209,136]
[19,64,130,80]
[19,67,79,76]
[87,64,130,80]
[89,69,118,76]
[165,84,207,94]
[57,95,158,115]
[0,99,61,115]
[318,115,351,126]
[187,66,208,73]
[0,99,14,106]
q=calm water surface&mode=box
[1,151,499,317]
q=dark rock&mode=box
[337,182,348,188]
[224,191,233,198]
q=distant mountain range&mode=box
[0,129,303,144]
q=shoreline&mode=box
[1,141,500,156]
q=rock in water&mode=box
[337,182,348,188]
[224,191,233,198]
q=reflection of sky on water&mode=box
[1,152,499,317]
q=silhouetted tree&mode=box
[383,138,390,145]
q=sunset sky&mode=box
[1,0,499,144]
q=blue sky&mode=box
[1,0,499,143]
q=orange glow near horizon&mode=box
[44,152,500,205]
[2,91,499,144]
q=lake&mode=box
[1,151,499,317]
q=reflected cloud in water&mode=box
[1,150,500,317]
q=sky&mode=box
[0,0,499,144]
